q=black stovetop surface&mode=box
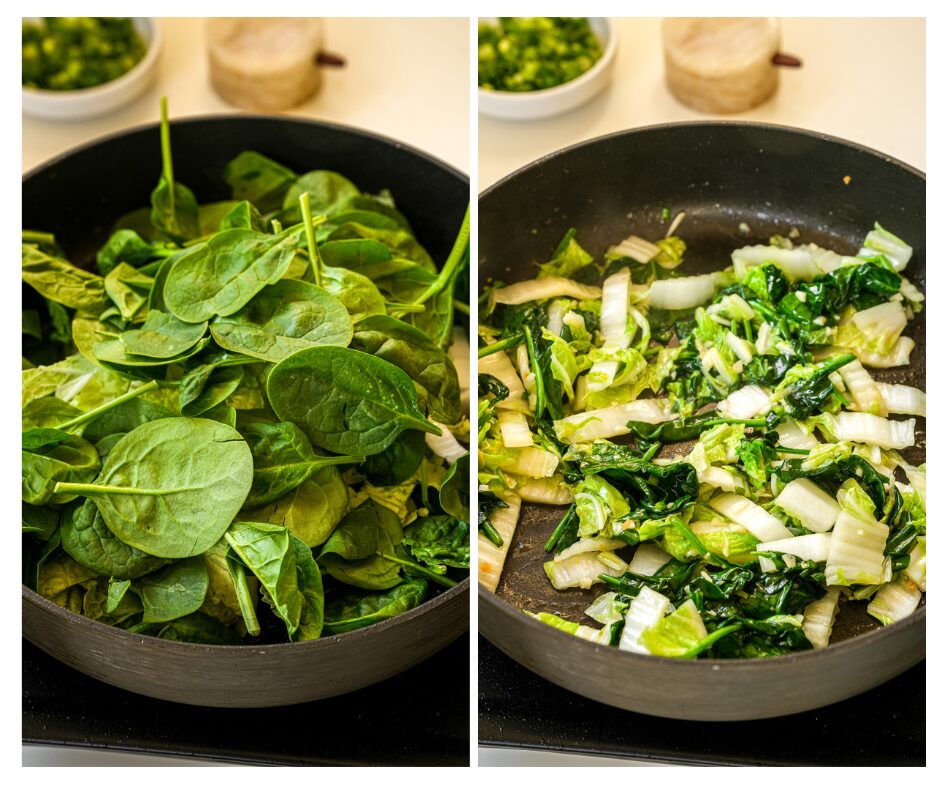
[479,636,924,766]
[23,635,469,766]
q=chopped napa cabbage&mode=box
[849,335,914,369]
[802,588,841,649]
[639,599,708,658]
[585,591,630,625]
[497,410,534,448]
[647,273,716,310]
[573,476,632,538]
[774,478,840,533]
[844,300,908,357]
[675,520,759,565]
[757,533,832,573]
[732,245,819,281]
[840,359,885,416]
[607,235,661,264]
[515,476,573,505]
[503,446,559,479]
[628,542,672,576]
[425,423,467,465]
[544,551,613,590]
[556,537,627,561]
[825,510,890,586]
[619,585,672,654]
[479,350,530,412]
[709,493,792,542]
[836,479,877,521]
[554,398,673,444]
[904,538,926,592]
[867,577,922,625]
[875,382,926,417]
[527,611,620,645]
[859,222,912,272]
[716,384,772,420]
[775,419,819,451]
[543,329,580,400]
[478,491,521,593]
[492,276,602,305]
[538,235,594,279]
[829,412,915,450]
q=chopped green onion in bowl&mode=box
[478,17,603,93]
[22,17,147,91]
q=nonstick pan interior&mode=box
[22,116,470,707]
[479,122,925,720]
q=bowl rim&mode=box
[23,112,470,655]
[22,112,470,185]
[478,119,925,670]
[22,17,162,100]
[480,120,924,199]
[477,17,617,101]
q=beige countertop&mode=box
[23,17,469,174]
[479,17,925,189]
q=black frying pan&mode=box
[478,122,925,721]
[22,116,469,707]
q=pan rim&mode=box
[478,120,924,200]
[22,113,470,657]
[478,120,925,672]
[23,113,470,186]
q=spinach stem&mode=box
[544,504,577,552]
[681,623,743,658]
[270,218,282,234]
[523,324,546,417]
[412,203,470,306]
[454,300,471,316]
[386,302,426,315]
[227,558,260,637]
[376,553,457,588]
[53,482,180,496]
[299,192,324,287]
[23,230,56,246]
[56,380,160,432]
[159,96,175,215]
[478,334,524,358]
[479,521,504,547]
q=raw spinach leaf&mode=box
[119,309,208,359]
[224,521,323,641]
[439,453,470,522]
[210,279,353,362]
[52,418,253,558]
[321,265,387,322]
[323,578,428,634]
[219,200,266,233]
[163,226,304,323]
[282,170,360,221]
[266,346,441,457]
[156,612,243,645]
[360,429,426,486]
[223,150,297,214]
[241,420,362,509]
[402,515,469,572]
[22,433,100,505]
[61,499,169,580]
[318,500,404,590]
[137,557,210,623]
[242,466,348,547]
[22,244,108,311]
[351,315,461,424]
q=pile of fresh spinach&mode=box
[22,99,470,645]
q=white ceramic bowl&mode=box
[22,18,162,122]
[478,18,617,121]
